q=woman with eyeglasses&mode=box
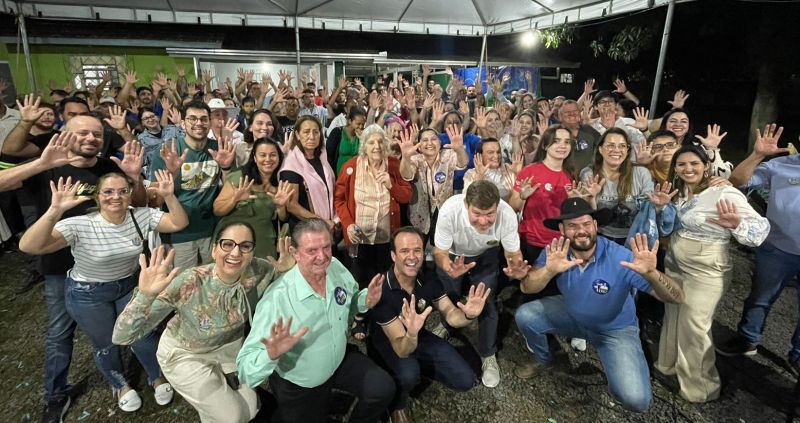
[579,127,655,244]
[137,106,182,179]
[214,138,291,259]
[113,222,295,422]
[19,170,188,412]
[655,145,769,403]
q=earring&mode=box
[704,170,710,178]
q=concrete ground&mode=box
[0,243,797,422]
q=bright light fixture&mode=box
[521,30,538,47]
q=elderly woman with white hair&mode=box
[335,124,412,338]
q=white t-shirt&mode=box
[55,207,164,282]
[434,194,520,257]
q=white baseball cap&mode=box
[207,98,239,117]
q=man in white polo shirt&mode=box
[433,180,526,388]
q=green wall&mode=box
[0,44,194,95]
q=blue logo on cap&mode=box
[592,279,610,295]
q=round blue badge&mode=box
[434,171,446,184]
[592,279,610,295]
[334,287,347,305]
[578,140,589,151]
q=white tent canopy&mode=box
[7,0,675,36]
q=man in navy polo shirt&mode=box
[507,198,684,412]
[371,227,488,423]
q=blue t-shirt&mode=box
[535,236,651,331]
[439,132,481,191]
[744,154,800,255]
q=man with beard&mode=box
[0,115,145,423]
[370,227,484,423]
[508,197,684,412]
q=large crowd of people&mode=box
[0,64,796,423]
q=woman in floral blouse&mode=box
[113,222,294,422]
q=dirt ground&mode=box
[0,244,798,422]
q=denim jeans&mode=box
[43,274,76,403]
[738,241,800,360]
[370,333,475,409]
[515,295,652,412]
[435,247,501,357]
[64,274,162,390]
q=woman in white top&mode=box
[19,170,189,412]
[655,145,770,403]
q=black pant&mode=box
[269,346,395,423]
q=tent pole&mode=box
[649,0,676,116]
[192,57,199,80]
[295,18,301,82]
[476,32,487,88]
[17,10,36,93]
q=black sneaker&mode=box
[41,396,70,423]
[715,336,757,357]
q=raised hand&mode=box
[261,317,308,360]
[707,198,741,229]
[398,127,418,158]
[634,140,656,165]
[103,105,128,131]
[456,282,491,318]
[708,176,732,188]
[645,182,678,210]
[155,72,169,87]
[399,294,433,336]
[612,78,627,94]
[667,89,689,109]
[583,174,606,198]
[167,107,183,126]
[175,65,186,78]
[544,237,584,273]
[620,233,658,275]
[267,180,293,207]
[444,124,464,150]
[628,107,649,131]
[266,236,295,273]
[472,106,487,129]
[111,139,144,179]
[695,124,727,150]
[48,176,91,212]
[445,255,476,279]
[502,256,531,280]
[538,101,553,120]
[160,138,189,175]
[232,175,257,203]
[39,132,80,168]
[151,169,176,198]
[125,71,138,85]
[422,65,431,76]
[511,151,524,174]
[536,117,549,136]
[209,136,236,169]
[222,118,240,139]
[137,245,182,297]
[17,94,46,123]
[159,96,172,113]
[473,153,487,178]
[365,273,386,309]
[583,78,596,96]
[201,69,215,83]
[422,92,435,109]
[262,72,273,87]
[753,123,788,157]
[518,176,540,200]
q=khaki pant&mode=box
[655,234,731,403]
[157,332,259,423]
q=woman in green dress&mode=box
[213,138,291,258]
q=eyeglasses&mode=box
[597,99,616,106]
[217,239,255,253]
[560,110,580,117]
[651,142,678,152]
[602,143,629,151]
[142,114,158,121]
[185,116,210,125]
[99,188,132,197]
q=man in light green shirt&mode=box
[237,218,394,422]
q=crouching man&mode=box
[508,198,684,412]
[370,227,488,423]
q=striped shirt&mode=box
[55,207,164,282]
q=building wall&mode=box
[0,44,194,95]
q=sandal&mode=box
[350,317,368,340]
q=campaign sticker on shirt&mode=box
[578,139,589,151]
[434,171,446,184]
[416,298,427,313]
[346,167,354,175]
[486,240,499,246]
[334,287,347,305]
[592,279,610,295]
[545,183,553,191]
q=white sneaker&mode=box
[154,382,174,406]
[481,355,500,388]
[117,389,142,412]
[430,322,450,341]
[570,338,587,352]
